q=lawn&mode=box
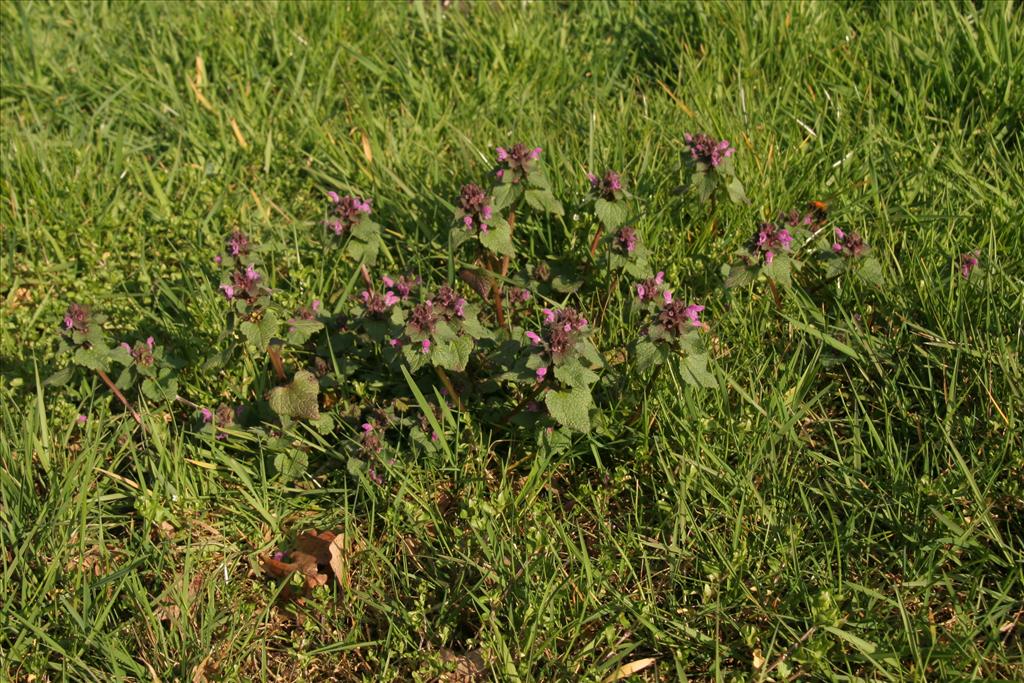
[1,1,1022,681]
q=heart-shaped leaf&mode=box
[269,370,320,420]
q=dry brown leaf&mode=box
[328,533,350,590]
[439,648,487,682]
[360,130,373,163]
[751,648,766,670]
[602,657,656,682]
[458,268,493,299]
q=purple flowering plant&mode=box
[630,275,715,387]
[325,191,382,266]
[682,132,747,205]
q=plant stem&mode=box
[359,263,373,288]
[267,345,286,381]
[767,279,783,311]
[174,394,201,410]
[434,366,463,411]
[96,368,142,424]
[589,225,604,258]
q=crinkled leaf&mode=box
[763,255,794,288]
[273,449,308,482]
[240,310,279,350]
[723,261,757,289]
[691,170,717,203]
[544,386,592,433]
[431,335,474,372]
[479,221,515,258]
[268,370,320,420]
[141,377,177,403]
[678,353,716,388]
[527,167,552,191]
[856,256,884,286]
[73,347,110,372]
[634,338,668,372]
[524,188,564,216]
[44,367,74,387]
[553,359,599,390]
[725,175,748,204]
[491,183,521,211]
[286,319,323,346]
[594,198,627,229]
[449,226,473,250]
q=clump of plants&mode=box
[51,135,907,483]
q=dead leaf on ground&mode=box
[261,528,363,591]
[439,648,487,682]
[602,657,656,682]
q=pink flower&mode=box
[362,423,374,432]
[421,339,431,353]
[146,337,154,350]
[76,414,88,425]
[526,331,542,345]
[220,284,235,300]
[683,304,705,324]
[663,290,673,304]
[214,255,222,265]
[389,337,400,347]
[496,147,508,161]
[384,292,400,307]
[200,408,213,423]
[542,308,555,323]
[120,342,131,352]
[536,366,548,381]
[530,147,542,160]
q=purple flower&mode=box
[221,264,265,303]
[63,303,90,333]
[326,192,372,236]
[536,366,547,381]
[636,272,667,303]
[536,307,589,360]
[220,284,235,300]
[509,288,531,303]
[750,222,793,264]
[362,422,374,432]
[126,339,155,367]
[590,170,624,201]
[214,255,223,265]
[831,228,868,258]
[495,143,542,183]
[525,331,542,345]
[227,229,251,257]
[684,132,735,168]
[421,339,431,354]
[657,301,707,336]
[200,408,213,423]
[360,287,399,317]
[76,414,88,425]
[614,226,638,254]
[457,183,492,234]
[383,274,419,299]
[960,251,979,279]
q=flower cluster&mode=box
[684,133,735,168]
[326,192,372,236]
[526,307,589,379]
[457,183,493,233]
[221,264,265,302]
[121,337,155,367]
[750,221,794,264]
[382,274,419,300]
[495,143,542,183]
[227,229,251,258]
[832,228,868,258]
[614,226,639,254]
[588,170,624,201]
[657,301,706,337]
[959,251,979,279]
[405,285,468,353]
[200,404,237,440]
[360,287,400,317]
[63,303,90,334]
[636,271,672,304]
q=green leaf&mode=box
[634,338,667,372]
[678,353,716,388]
[479,221,515,257]
[594,198,627,228]
[449,225,473,250]
[763,255,794,288]
[268,370,320,420]
[691,170,716,203]
[491,183,521,211]
[544,386,592,433]
[273,449,308,482]
[725,175,748,204]
[44,367,74,387]
[723,262,757,289]
[73,347,110,372]
[240,310,279,350]
[553,359,599,389]
[431,335,474,372]
[856,256,884,286]
[286,319,323,346]
[524,188,564,216]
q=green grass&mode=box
[2,0,1023,680]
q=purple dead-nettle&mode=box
[382,274,420,300]
[959,251,979,279]
[614,226,639,254]
[227,229,252,257]
[360,287,400,318]
[495,143,543,183]
[589,170,625,201]
[457,183,494,233]
[293,300,322,321]
[326,192,372,236]
[431,285,467,321]
[832,228,868,258]
[121,336,156,366]
[751,221,794,265]
[63,303,91,334]
[509,287,532,303]
[636,271,670,304]
[657,301,707,337]
[221,264,265,302]
[684,133,735,168]
[682,132,746,205]
[528,307,589,362]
